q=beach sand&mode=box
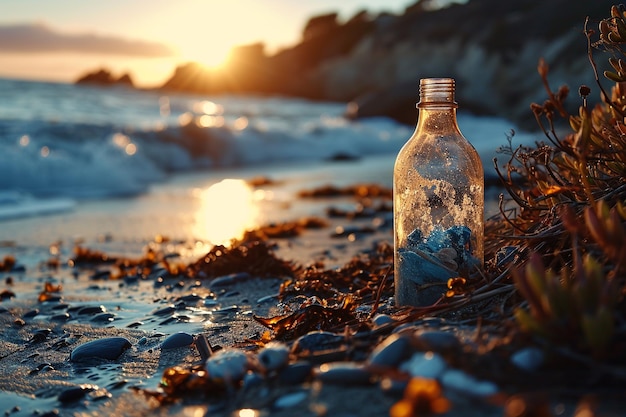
[0,155,403,416]
[1,155,610,417]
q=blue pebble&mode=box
[70,337,131,362]
[160,332,194,350]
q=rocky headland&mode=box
[78,0,616,129]
[76,68,134,87]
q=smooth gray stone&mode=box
[70,337,131,362]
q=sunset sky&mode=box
[0,0,418,87]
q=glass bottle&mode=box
[394,78,483,307]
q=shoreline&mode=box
[0,166,622,417]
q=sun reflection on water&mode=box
[194,179,260,246]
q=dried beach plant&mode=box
[490,4,626,357]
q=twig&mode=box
[368,265,391,320]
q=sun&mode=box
[179,40,233,70]
[160,1,272,70]
[194,179,260,245]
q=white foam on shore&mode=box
[0,79,537,206]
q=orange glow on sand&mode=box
[194,179,260,246]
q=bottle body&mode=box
[393,78,483,307]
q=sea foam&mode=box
[0,78,536,200]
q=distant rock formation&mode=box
[76,69,134,87]
[158,0,614,129]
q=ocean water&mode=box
[0,78,535,199]
[0,78,536,248]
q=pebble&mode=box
[23,309,40,319]
[205,348,249,382]
[72,305,106,315]
[57,384,96,403]
[440,369,498,397]
[400,351,447,379]
[70,337,132,362]
[380,377,408,395]
[30,328,52,343]
[413,330,461,353]
[90,270,111,280]
[257,341,290,372]
[179,293,202,303]
[123,275,140,285]
[510,347,544,372]
[152,305,176,316]
[161,332,194,350]
[292,331,345,354]
[313,362,373,385]
[50,313,70,322]
[273,390,308,410]
[209,272,251,288]
[277,361,312,385]
[30,363,54,374]
[90,312,115,323]
[372,313,394,327]
[203,299,219,307]
[367,333,412,368]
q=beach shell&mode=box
[257,341,290,372]
[206,348,250,382]
[161,332,194,350]
[70,337,131,362]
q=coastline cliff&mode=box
[77,0,615,129]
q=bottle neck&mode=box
[417,78,458,109]
[416,78,460,133]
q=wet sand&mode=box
[0,156,402,416]
[1,156,616,417]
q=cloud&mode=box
[0,22,175,56]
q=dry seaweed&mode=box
[253,296,359,340]
[485,5,626,358]
[240,217,328,240]
[188,239,296,280]
[0,255,16,272]
[280,240,393,303]
[298,183,392,199]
